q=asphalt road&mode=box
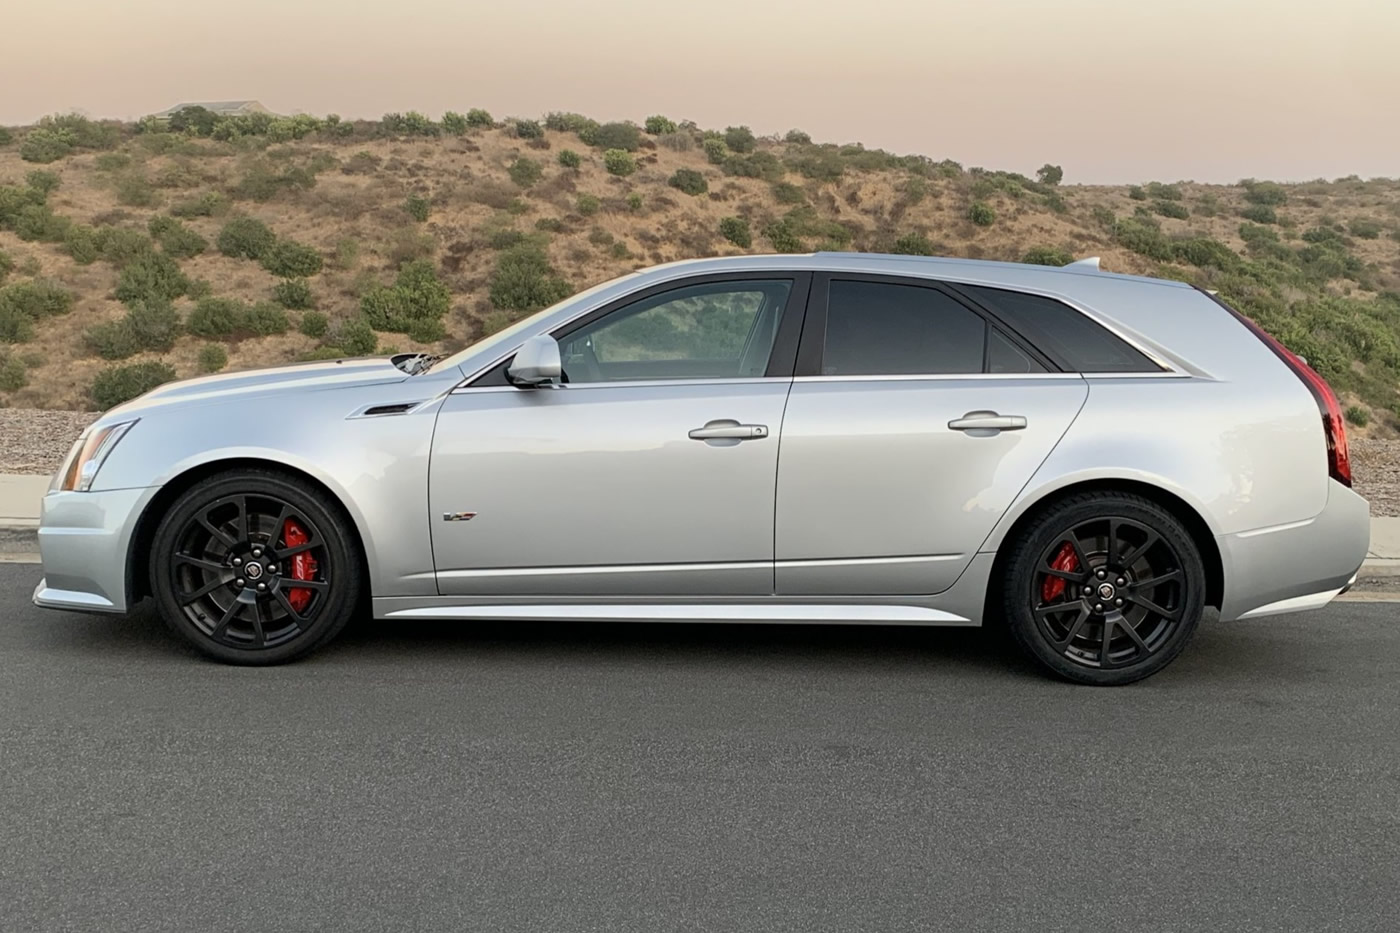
[2,565,1398,933]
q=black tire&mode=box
[1001,492,1205,686]
[150,468,362,664]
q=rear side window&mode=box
[958,284,1162,373]
[822,280,985,375]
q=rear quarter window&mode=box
[956,284,1162,373]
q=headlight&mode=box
[58,420,138,492]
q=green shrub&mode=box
[25,170,60,196]
[723,151,783,181]
[1146,182,1183,201]
[591,122,641,151]
[13,204,70,242]
[702,138,728,165]
[644,115,677,135]
[0,250,11,282]
[114,251,189,305]
[94,226,152,267]
[333,238,360,270]
[603,149,636,176]
[785,146,844,181]
[1152,199,1190,219]
[359,258,452,334]
[784,129,812,145]
[534,217,566,233]
[330,317,378,356]
[545,112,596,134]
[380,111,439,137]
[242,301,289,336]
[489,244,571,311]
[512,118,543,139]
[404,194,430,221]
[19,129,73,163]
[84,299,181,359]
[1022,246,1073,266]
[260,239,323,278]
[486,229,529,250]
[115,172,159,207]
[148,215,207,258]
[197,343,228,373]
[724,126,756,153]
[626,192,643,211]
[508,157,543,188]
[967,202,996,226]
[0,279,74,343]
[1242,180,1288,206]
[1172,237,1240,271]
[557,148,581,169]
[887,231,934,255]
[273,278,315,309]
[719,216,752,248]
[441,111,468,135]
[1113,217,1173,261]
[89,361,177,409]
[1127,185,1146,201]
[1349,218,1382,240]
[1344,405,1369,427]
[771,181,805,205]
[465,108,493,128]
[187,297,246,338]
[668,168,708,196]
[1240,204,1277,224]
[1036,164,1064,186]
[576,194,601,216]
[299,309,329,338]
[406,317,446,343]
[763,219,803,253]
[170,191,228,218]
[0,127,11,146]
[217,217,276,259]
[0,353,26,392]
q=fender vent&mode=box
[353,402,421,418]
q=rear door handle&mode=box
[948,411,1028,432]
[688,420,769,441]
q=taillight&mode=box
[1201,290,1351,487]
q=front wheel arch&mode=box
[126,458,371,608]
[984,479,1224,620]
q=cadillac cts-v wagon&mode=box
[34,253,1370,684]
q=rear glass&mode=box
[958,285,1161,373]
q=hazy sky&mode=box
[3,0,1396,182]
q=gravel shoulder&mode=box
[2,408,1397,516]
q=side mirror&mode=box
[507,334,562,386]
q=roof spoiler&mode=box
[1065,256,1101,270]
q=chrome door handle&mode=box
[688,421,769,441]
[948,412,1028,431]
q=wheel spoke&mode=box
[1100,616,1116,667]
[1130,592,1182,621]
[1108,518,1122,564]
[198,516,236,549]
[179,576,228,606]
[249,601,265,647]
[1120,531,1160,569]
[176,553,226,574]
[1135,568,1183,588]
[209,601,240,639]
[282,578,328,592]
[1118,617,1152,655]
[1047,605,1091,651]
[275,537,320,559]
[1041,565,1085,583]
[273,588,306,624]
[234,496,250,543]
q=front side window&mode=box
[821,280,986,376]
[559,280,793,383]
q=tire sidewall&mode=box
[150,471,359,665]
[1003,494,1206,686]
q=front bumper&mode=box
[32,486,156,615]
[1218,479,1370,621]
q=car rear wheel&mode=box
[1001,492,1205,685]
[150,469,362,664]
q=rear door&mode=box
[774,274,1088,596]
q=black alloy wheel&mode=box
[151,469,360,664]
[1002,492,1205,685]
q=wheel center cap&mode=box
[244,562,264,580]
[1097,582,1116,600]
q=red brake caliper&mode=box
[282,519,318,612]
[1041,542,1079,603]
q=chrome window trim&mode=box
[450,376,780,395]
[791,373,1085,384]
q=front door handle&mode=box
[948,411,1028,432]
[688,420,769,441]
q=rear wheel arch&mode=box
[126,458,371,606]
[986,479,1224,613]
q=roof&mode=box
[151,100,271,118]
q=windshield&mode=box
[424,272,641,376]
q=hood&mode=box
[103,357,413,418]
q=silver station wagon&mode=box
[35,253,1370,684]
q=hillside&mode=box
[1,109,1399,434]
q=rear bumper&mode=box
[1218,479,1370,621]
[32,486,155,615]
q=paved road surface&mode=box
[2,564,1397,932]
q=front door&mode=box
[430,274,809,597]
[774,275,1088,596]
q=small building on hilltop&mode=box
[151,100,275,119]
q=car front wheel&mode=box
[149,468,362,664]
[1002,492,1206,685]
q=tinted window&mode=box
[823,280,985,376]
[988,328,1048,374]
[958,284,1160,373]
[560,280,792,383]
